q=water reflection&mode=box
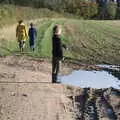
[58,65,120,89]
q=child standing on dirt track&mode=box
[16,20,28,52]
[52,25,66,83]
[28,23,37,51]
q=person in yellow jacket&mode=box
[16,20,28,52]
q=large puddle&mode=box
[58,65,120,89]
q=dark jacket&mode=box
[52,35,63,59]
[28,27,37,45]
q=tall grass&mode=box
[0,4,65,27]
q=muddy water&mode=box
[58,65,120,89]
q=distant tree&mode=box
[97,0,110,19]
[117,0,120,7]
[0,0,5,3]
[0,0,98,19]
[107,2,117,19]
[116,0,120,19]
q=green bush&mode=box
[79,2,98,19]
[115,7,120,19]
[107,2,117,19]
[65,1,98,19]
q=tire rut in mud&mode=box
[68,88,119,120]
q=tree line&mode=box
[0,0,120,19]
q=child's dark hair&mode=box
[30,23,33,27]
[53,25,58,34]
[53,25,61,35]
[18,20,23,24]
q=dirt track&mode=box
[0,56,120,120]
[0,19,120,120]
[0,56,74,120]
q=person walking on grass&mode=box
[28,23,37,51]
[52,25,66,83]
[16,20,28,52]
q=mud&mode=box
[71,88,120,120]
[0,56,119,120]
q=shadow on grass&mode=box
[0,46,13,53]
[0,45,21,56]
[0,45,51,60]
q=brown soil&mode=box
[0,56,119,120]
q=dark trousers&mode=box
[52,57,60,83]
[29,39,35,51]
[19,40,25,52]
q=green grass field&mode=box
[0,17,120,64]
